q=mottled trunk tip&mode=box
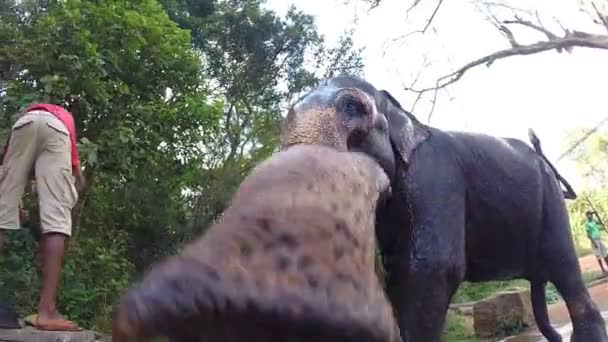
[112,145,400,342]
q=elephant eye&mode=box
[337,94,369,118]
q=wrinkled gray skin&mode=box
[112,144,401,342]
[281,75,608,342]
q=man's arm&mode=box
[593,216,605,230]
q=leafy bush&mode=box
[0,229,39,316]
[58,235,134,331]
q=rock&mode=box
[449,302,476,316]
[450,304,474,316]
[473,289,535,339]
[0,326,97,342]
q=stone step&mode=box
[0,326,103,342]
[473,289,535,340]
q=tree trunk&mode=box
[71,168,97,239]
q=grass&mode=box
[443,269,603,341]
[443,312,476,342]
[451,270,602,305]
[576,244,594,258]
[451,279,529,304]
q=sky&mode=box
[264,0,608,190]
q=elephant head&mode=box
[280,75,430,179]
[112,144,401,342]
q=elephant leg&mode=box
[530,280,562,342]
[383,156,467,342]
[548,262,606,342]
[401,255,465,342]
[377,195,411,339]
[392,196,465,341]
[541,203,608,341]
[383,246,410,340]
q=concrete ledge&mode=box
[0,325,100,342]
[588,275,608,288]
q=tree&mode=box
[564,127,608,189]
[0,0,221,325]
[563,126,608,252]
[352,0,608,122]
[0,0,365,330]
[158,0,365,235]
[1,0,220,232]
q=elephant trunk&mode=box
[112,145,401,342]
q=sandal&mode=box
[23,314,36,327]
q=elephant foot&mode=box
[570,324,608,342]
[569,310,608,342]
[112,145,401,342]
[571,329,608,342]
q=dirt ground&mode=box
[502,255,608,341]
[545,255,608,326]
[579,254,605,274]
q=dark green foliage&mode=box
[159,0,365,235]
[0,0,364,331]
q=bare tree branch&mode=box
[413,0,444,35]
[391,0,445,42]
[479,1,533,16]
[406,56,430,90]
[347,0,382,10]
[422,0,444,33]
[558,115,608,161]
[498,25,519,47]
[591,1,608,31]
[369,0,382,9]
[368,0,608,123]
[405,0,423,17]
[405,21,608,122]
[503,17,560,40]
[402,56,431,113]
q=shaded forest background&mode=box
[0,0,364,331]
[0,0,607,335]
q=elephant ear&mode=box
[376,89,430,166]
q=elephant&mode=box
[112,144,401,342]
[280,75,608,342]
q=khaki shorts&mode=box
[591,239,608,258]
[0,111,78,236]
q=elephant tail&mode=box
[527,128,577,200]
[530,281,562,342]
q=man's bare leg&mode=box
[35,232,79,330]
[597,257,606,273]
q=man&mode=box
[0,103,81,331]
[586,210,608,275]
